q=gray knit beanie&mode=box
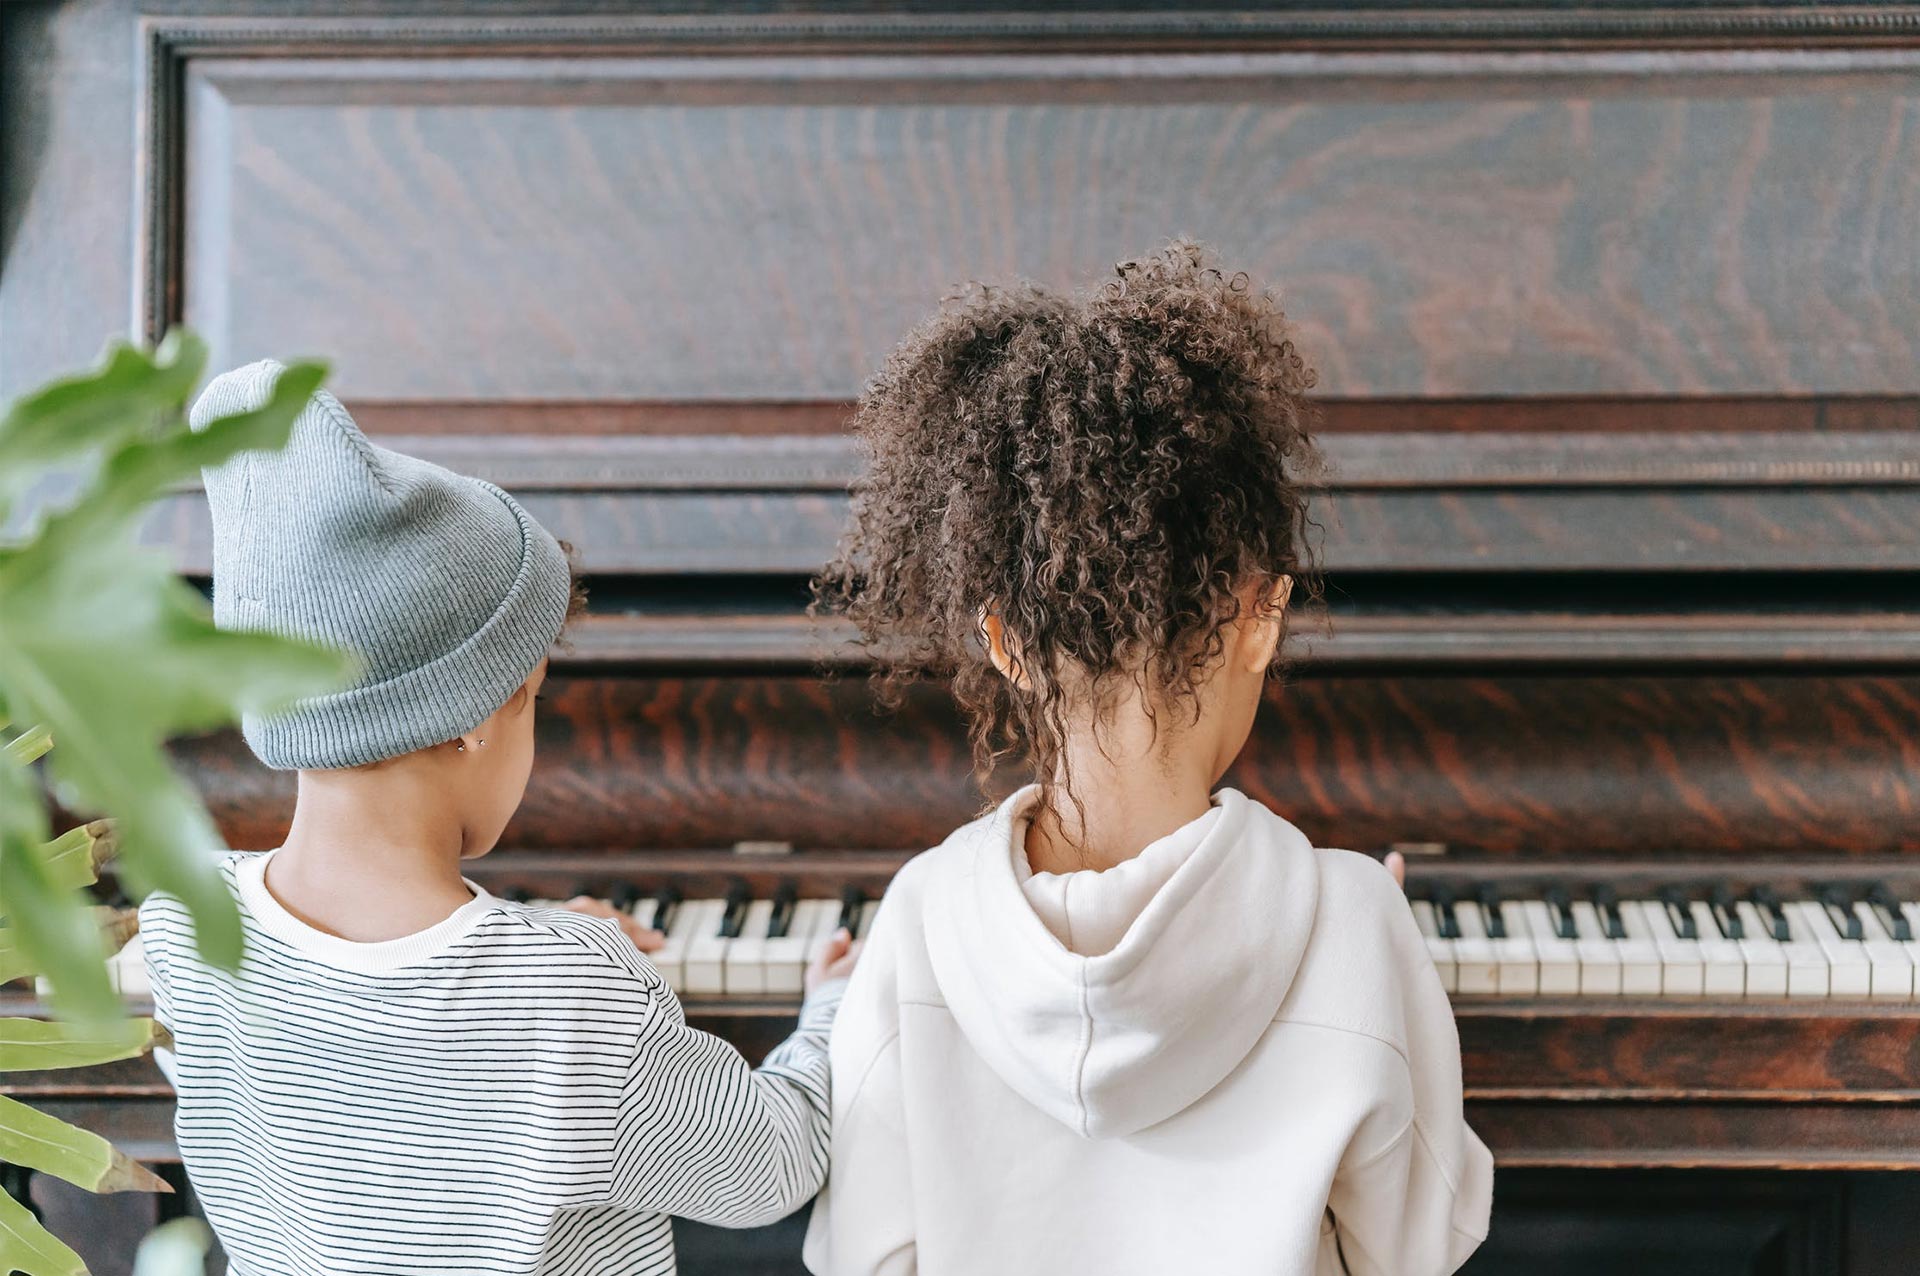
[193,360,572,770]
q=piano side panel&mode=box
[168,672,1920,857]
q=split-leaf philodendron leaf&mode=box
[0,332,352,1273]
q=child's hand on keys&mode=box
[806,928,862,993]
[564,896,666,953]
[1385,850,1406,889]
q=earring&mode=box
[456,741,466,752]
[476,738,487,748]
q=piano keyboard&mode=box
[52,881,1920,1007]
[1412,884,1920,1000]
[506,884,881,997]
[495,879,1920,1004]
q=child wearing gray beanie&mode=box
[139,362,858,1276]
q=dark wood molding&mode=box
[134,451,1920,575]
[17,996,1920,1170]
[138,14,1920,347]
[341,397,1920,438]
[551,611,1920,673]
[196,429,1920,491]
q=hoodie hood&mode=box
[920,786,1321,1139]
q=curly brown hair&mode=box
[814,241,1323,812]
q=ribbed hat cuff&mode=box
[242,486,571,771]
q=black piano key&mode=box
[1868,883,1913,942]
[650,885,682,930]
[766,884,798,939]
[1428,884,1461,940]
[1816,885,1864,941]
[503,887,531,905]
[1750,885,1792,942]
[1708,885,1744,940]
[838,885,867,936]
[1473,885,1507,939]
[1543,886,1578,940]
[1657,886,1699,940]
[717,881,752,938]
[1591,884,1627,940]
[608,882,641,911]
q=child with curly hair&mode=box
[805,242,1492,1276]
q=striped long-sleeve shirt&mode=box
[139,852,843,1275]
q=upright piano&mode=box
[6,3,1920,1272]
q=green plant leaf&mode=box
[0,1094,171,1194]
[134,1219,211,1276]
[0,332,208,515]
[0,1188,86,1276]
[4,723,52,766]
[0,341,348,1001]
[0,1016,164,1072]
[2,360,327,597]
[39,820,117,894]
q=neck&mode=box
[268,768,475,942]
[1024,715,1216,875]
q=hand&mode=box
[1385,850,1406,890]
[806,927,861,994]
[564,895,666,953]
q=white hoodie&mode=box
[804,787,1493,1276]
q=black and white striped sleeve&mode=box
[605,969,845,1228]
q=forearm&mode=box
[613,980,845,1227]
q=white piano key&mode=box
[1450,901,1500,995]
[629,896,660,932]
[1740,898,1829,998]
[723,899,777,995]
[856,899,884,941]
[1730,901,1791,997]
[1792,901,1872,999]
[1486,900,1539,996]
[1686,901,1750,998]
[1635,901,1704,998]
[807,904,846,965]
[684,899,737,997]
[1856,902,1919,1002]
[651,897,714,994]
[1778,910,1832,999]
[1411,900,1457,994]
[1518,900,1581,995]
[1610,901,1664,995]
[1570,901,1623,996]
[111,934,150,999]
[767,899,837,996]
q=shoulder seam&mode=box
[1269,1015,1412,1074]
[838,1029,904,1116]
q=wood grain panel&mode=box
[166,673,1920,856]
[174,48,1920,400]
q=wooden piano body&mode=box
[6,2,1920,1270]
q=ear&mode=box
[1238,575,1292,674]
[979,610,1028,690]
